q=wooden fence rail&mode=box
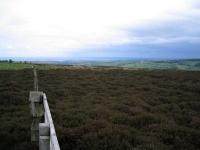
[43,93,60,150]
[30,65,60,150]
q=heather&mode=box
[0,68,200,149]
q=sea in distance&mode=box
[0,57,181,62]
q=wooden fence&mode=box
[30,65,60,150]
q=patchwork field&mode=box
[1,59,200,71]
[0,66,200,149]
[90,59,200,71]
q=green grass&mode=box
[91,60,200,71]
[1,59,200,71]
[0,62,31,70]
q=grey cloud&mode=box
[191,0,200,9]
[123,8,200,45]
[127,17,200,38]
[89,41,200,59]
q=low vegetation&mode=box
[91,59,200,71]
[0,66,200,149]
[26,58,200,70]
[0,61,31,70]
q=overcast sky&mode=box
[0,0,200,59]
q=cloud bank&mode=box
[0,0,200,58]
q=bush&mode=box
[1,68,200,149]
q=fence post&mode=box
[39,123,50,150]
[29,91,44,142]
[30,66,60,149]
[33,64,38,91]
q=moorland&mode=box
[0,62,200,149]
[24,58,200,71]
[1,58,200,71]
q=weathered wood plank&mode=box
[50,123,60,150]
[29,91,43,102]
[43,97,53,124]
[30,91,44,142]
[34,76,38,91]
[39,123,50,150]
[39,123,50,136]
[29,89,60,148]
[43,93,60,150]
[30,102,44,117]
[31,116,44,130]
[40,136,50,150]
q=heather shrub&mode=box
[0,68,200,149]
